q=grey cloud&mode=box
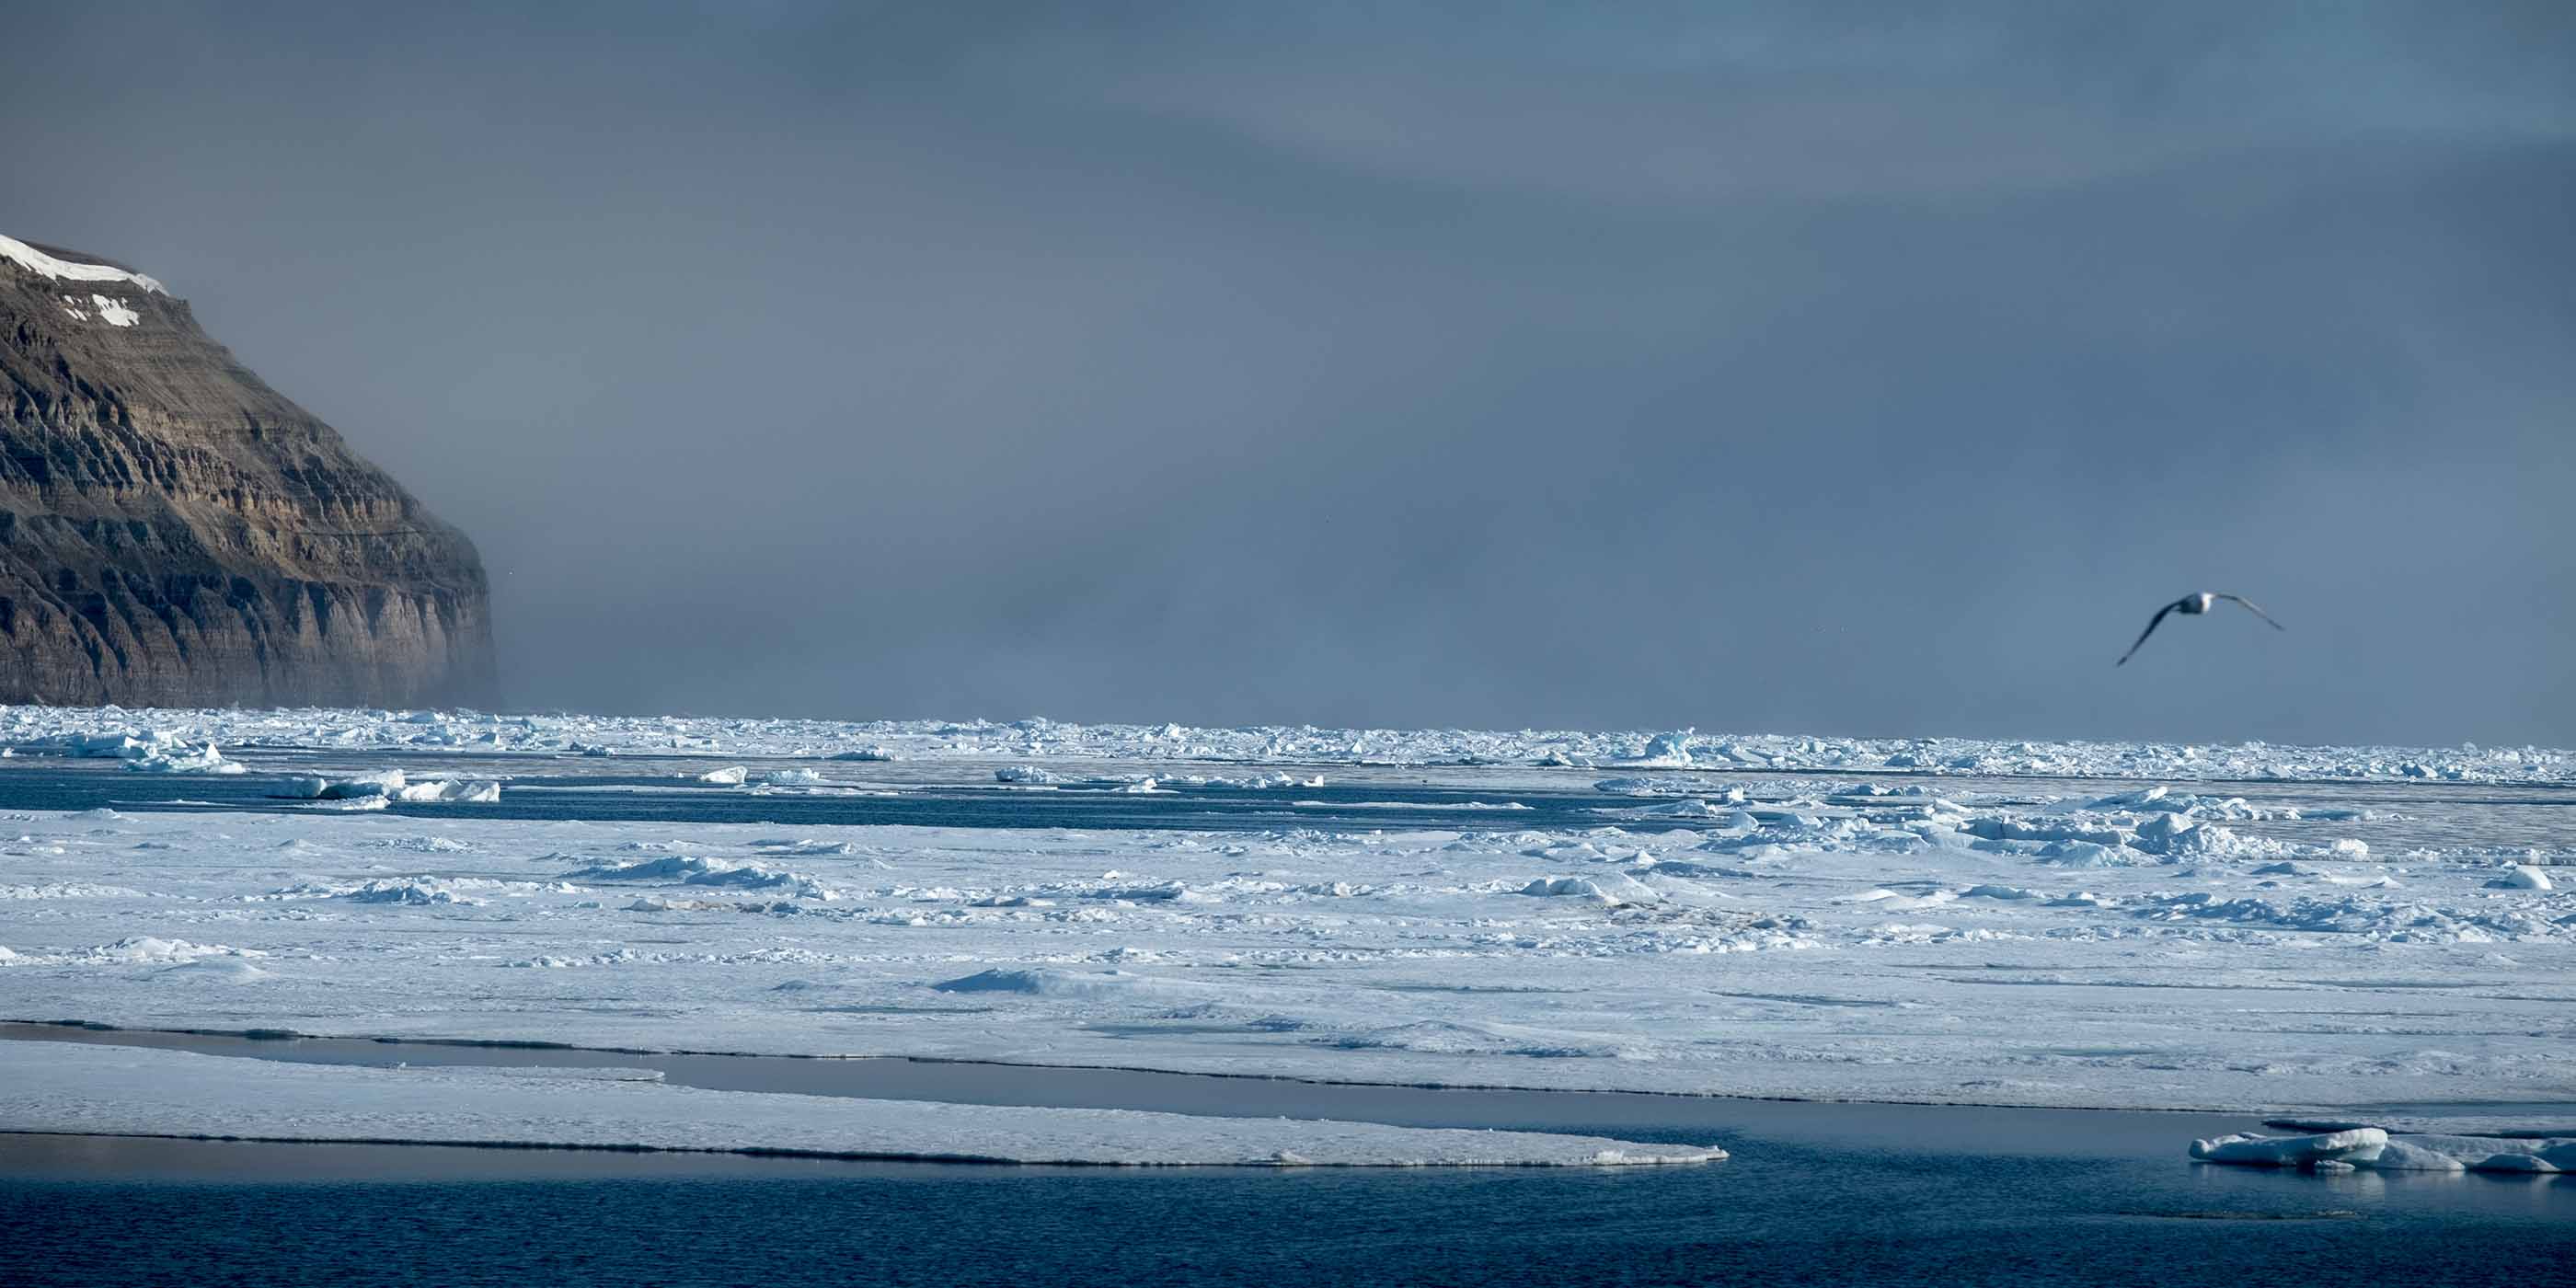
[3,1,2567,742]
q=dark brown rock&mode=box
[0,236,495,708]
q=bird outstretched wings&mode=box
[2116,592,2287,665]
[2115,599,2184,667]
[2214,593,2286,631]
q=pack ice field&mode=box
[0,708,2570,1170]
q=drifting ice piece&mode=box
[394,779,501,803]
[2486,865,2554,891]
[2190,1128,2386,1168]
[268,770,406,799]
[1521,873,1661,906]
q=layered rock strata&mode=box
[0,234,495,707]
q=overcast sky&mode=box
[6,2,2570,744]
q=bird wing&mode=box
[2115,600,2183,666]
[2214,593,2286,631]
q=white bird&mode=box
[2115,592,2284,666]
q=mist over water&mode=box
[5,3,2569,744]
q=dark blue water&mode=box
[7,751,2566,844]
[6,1030,2571,1287]
[5,1131,2570,1287]
[0,753,1637,834]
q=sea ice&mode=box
[0,1041,1724,1167]
[2190,1127,2576,1174]
[1521,874,1662,906]
[2,714,2571,1119]
[2189,1128,2386,1167]
[4,705,2569,787]
[270,770,407,799]
[394,779,502,803]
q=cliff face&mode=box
[0,234,496,708]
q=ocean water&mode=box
[6,1130,2572,1287]
[5,749,2567,849]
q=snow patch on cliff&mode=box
[0,233,167,294]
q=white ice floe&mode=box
[1520,873,1662,906]
[697,765,749,785]
[0,882,146,901]
[251,876,571,907]
[12,936,267,967]
[122,740,240,774]
[2191,1127,2386,1167]
[2190,1127,2576,1174]
[562,855,837,901]
[271,770,407,799]
[263,770,497,803]
[23,729,241,775]
[0,1042,1723,1167]
[395,779,501,803]
[2487,864,2555,891]
[932,967,1227,1003]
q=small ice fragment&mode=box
[393,779,501,804]
[270,770,407,799]
[2486,865,2554,891]
[2190,1128,2386,1168]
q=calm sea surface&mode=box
[6,1127,2572,1287]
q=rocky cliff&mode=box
[0,233,496,708]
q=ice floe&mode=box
[268,770,498,803]
[0,1041,1723,1167]
[0,719,2570,1117]
[562,855,839,901]
[2191,1126,2576,1174]
[2487,864,2555,891]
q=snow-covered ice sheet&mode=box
[0,1041,1720,1167]
[1,745,2569,1117]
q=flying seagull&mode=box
[2115,592,2285,666]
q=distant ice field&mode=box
[18,753,2573,855]
[0,707,2570,1163]
[3,705,2568,786]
